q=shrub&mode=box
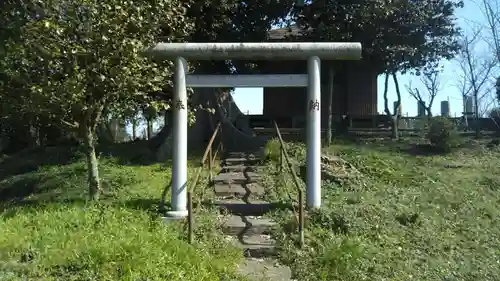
[264,138,282,162]
[426,117,459,152]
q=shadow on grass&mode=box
[0,146,81,180]
[0,177,40,203]
[0,171,89,212]
[0,164,89,212]
[124,198,168,213]
[398,139,483,156]
[0,198,87,215]
[98,140,208,167]
[1,195,171,216]
[328,135,455,157]
[399,144,450,156]
[344,140,450,157]
[0,140,211,216]
[0,170,86,202]
[97,140,158,166]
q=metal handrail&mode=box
[273,120,305,247]
[187,122,223,244]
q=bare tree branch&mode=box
[456,28,496,116]
[406,65,442,116]
[455,25,497,136]
[406,82,423,101]
[481,0,500,65]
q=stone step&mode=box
[226,234,276,258]
[213,199,274,216]
[213,172,261,184]
[225,151,260,157]
[223,157,261,166]
[237,258,293,281]
[220,165,258,173]
[223,215,275,236]
[214,183,265,197]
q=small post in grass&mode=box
[220,126,224,156]
[208,146,213,182]
[298,189,305,247]
[279,146,284,172]
[187,191,193,244]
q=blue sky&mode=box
[233,1,496,117]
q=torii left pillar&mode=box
[166,57,189,219]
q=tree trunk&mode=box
[426,108,433,123]
[391,116,399,139]
[383,73,399,140]
[149,111,172,155]
[163,110,170,128]
[474,92,480,138]
[96,122,114,144]
[110,118,119,142]
[132,119,137,140]
[82,124,101,201]
[147,119,153,140]
[326,64,334,145]
[391,73,402,140]
[28,118,40,148]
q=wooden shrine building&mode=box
[257,26,378,128]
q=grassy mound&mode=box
[262,138,500,281]
[0,144,242,281]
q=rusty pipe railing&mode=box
[273,120,305,247]
[187,122,223,244]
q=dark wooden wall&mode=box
[261,60,377,128]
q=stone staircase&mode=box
[212,150,293,281]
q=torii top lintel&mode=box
[146,42,362,61]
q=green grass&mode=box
[261,137,500,281]
[0,144,243,281]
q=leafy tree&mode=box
[2,0,191,200]
[187,0,294,74]
[0,1,37,151]
[296,0,462,73]
[294,0,463,139]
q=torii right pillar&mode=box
[306,56,321,209]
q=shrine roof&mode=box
[267,25,312,40]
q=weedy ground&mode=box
[261,136,500,281]
[0,142,243,281]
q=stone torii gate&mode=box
[146,42,362,218]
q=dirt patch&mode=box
[299,154,365,188]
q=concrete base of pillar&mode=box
[162,210,188,223]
